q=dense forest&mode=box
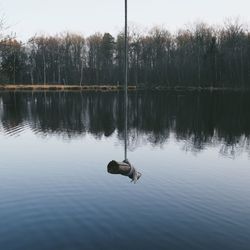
[0,20,250,89]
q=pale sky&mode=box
[1,0,250,41]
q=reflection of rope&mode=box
[124,0,128,162]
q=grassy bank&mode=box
[0,84,137,91]
[0,84,249,92]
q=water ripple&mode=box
[2,122,29,137]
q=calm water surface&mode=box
[0,91,250,250]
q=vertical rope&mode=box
[124,0,128,161]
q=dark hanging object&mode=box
[107,160,142,183]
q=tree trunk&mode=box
[43,52,46,85]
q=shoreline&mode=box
[0,84,134,91]
[0,84,249,92]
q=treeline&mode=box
[0,21,250,88]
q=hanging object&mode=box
[107,160,142,184]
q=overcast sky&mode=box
[1,0,250,41]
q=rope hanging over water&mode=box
[107,0,141,183]
[124,0,128,162]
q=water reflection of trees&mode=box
[0,91,249,156]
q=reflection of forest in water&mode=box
[0,91,249,156]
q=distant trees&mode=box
[26,34,84,85]
[0,20,250,89]
[0,37,27,83]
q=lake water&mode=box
[0,91,250,250]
